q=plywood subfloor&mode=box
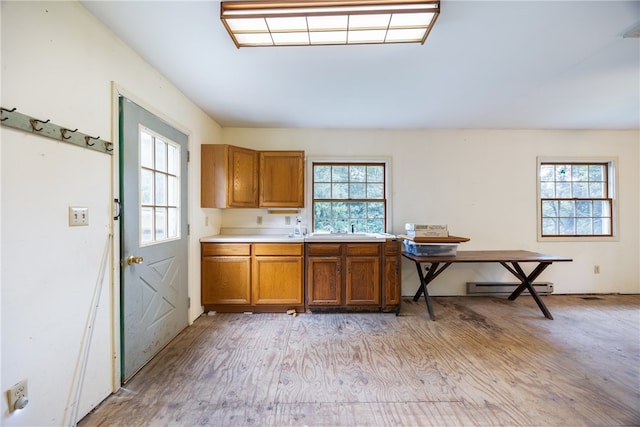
[79,295,640,426]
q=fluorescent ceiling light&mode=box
[221,0,440,47]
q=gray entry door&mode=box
[120,96,188,383]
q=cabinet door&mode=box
[383,240,402,308]
[307,257,342,306]
[259,151,304,207]
[228,146,259,207]
[383,256,401,306]
[346,256,380,305]
[201,256,251,304]
[252,256,303,305]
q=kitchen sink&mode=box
[304,232,387,242]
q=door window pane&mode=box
[155,139,167,172]
[167,144,178,175]
[155,208,166,240]
[140,207,153,244]
[168,208,178,238]
[155,172,167,205]
[140,169,153,205]
[168,176,178,206]
[140,131,153,168]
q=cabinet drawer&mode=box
[202,243,251,256]
[385,239,401,254]
[346,243,380,256]
[306,243,342,256]
[254,243,303,256]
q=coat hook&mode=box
[1,107,16,121]
[104,141,113,152]
[29,118,50,132]
[84,135,100,146]
[60,128,78,140]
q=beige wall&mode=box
[1,1,221,425]
[221,128,640,296]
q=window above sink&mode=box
[311,161,389,234]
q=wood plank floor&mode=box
[79,295,640,426]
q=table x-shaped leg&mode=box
[500,261,553,319]
[412,261,452,320]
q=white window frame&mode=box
[306,156,393,233]
[138,124,182,247]
[536,156,619,242]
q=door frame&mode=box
[109,82,192,390]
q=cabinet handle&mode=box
[337,262,341,274]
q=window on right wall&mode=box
[538,158,617,239]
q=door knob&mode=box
[127,255,144,265]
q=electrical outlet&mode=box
[69,206,89,226]
[257,216,262,225]
[594,265,600,274]
[285,216,291,225]
[7,379,28,412]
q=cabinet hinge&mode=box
[188,297,191,308]
[188,224,190,235]
[187,150,190,162]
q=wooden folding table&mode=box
[401,250,573,320]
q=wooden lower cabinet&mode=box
[201,242,304,312]
[202,239,400,313]
[306,241,397,311]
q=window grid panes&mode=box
[312,162,386,233]
[539,162,612,237]
[139,127,181,246]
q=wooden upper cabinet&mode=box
[201,146,304,209]
[201,144,259,208]
[259,151,304,208]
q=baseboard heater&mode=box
[466,282,553,296]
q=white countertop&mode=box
[200,232,397,243]
[200,234,304,243]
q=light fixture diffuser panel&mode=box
[267,16,307,31]
[272,32,310,45]
[389,12,433,27]
[235,32,273,46]
[226,17,268,31]
[386,28,426,42]
[307,15,348,31]
[348,14,392,29]
[310,31,348,44]
[221,0,440,47]
[348,29,387,43]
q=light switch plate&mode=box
[69,207,89,226]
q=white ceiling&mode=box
[81,0,640,130]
